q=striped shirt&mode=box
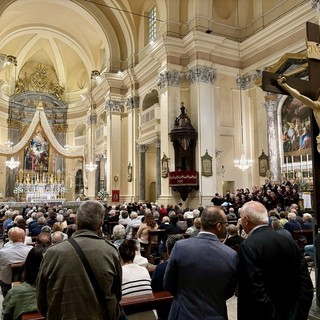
[122,263,152,297]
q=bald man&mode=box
[0,227,32,297]
[238,201,313,320]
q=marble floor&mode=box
[227,269,318,320]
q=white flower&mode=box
[98,189,109,197]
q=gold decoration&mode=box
[53,124,68,133]
[7,119,22,129]
[14,62,65,100]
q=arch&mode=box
[75,124,86,137]
[142,89,159,111]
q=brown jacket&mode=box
[37,230,125,320]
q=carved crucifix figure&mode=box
[262,23,320,147]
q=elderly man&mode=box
[37,200,125,319]
[0,227,32,297]
[164,206,237,320]
[238,201,313,320]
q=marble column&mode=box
[264,93,280,182]
[103,153,107,190]
[137,144,148,202]
[95,155,101,196]
[154,138,161,201]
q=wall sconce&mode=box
[221,165,225,177]
[127,162,132,182]
[161,153,170,178]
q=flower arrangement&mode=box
[60,186,69,194]
[98,189,109,198]
[13,185,24,194]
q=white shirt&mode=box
[122,263,152,297]
[0,242,32,284]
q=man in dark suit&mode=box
[238,201,313,320]
[164,206,237,320]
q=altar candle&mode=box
[300,155,303,171]
[286,156,288,175]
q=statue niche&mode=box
[169,103,199,201]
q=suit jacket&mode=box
[238,226,313,320]
[164,232,238,320]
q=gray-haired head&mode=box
[166,234,184,254]
[76,200,105,231]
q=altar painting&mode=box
[281,98,311,156]
[24,129,49,171]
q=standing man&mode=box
[0,227,32,297]
[37,200,125,320]
[238,201,313,320]
[164,206,238,320]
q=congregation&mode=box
[0,179,315,319]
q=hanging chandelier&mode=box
[85,160,98,172]
[5,156,20,170]
[233,4,253,172]
[4,140,20,170]
[85,70,100,172]
[234,154,253,171]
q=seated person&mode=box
[28,216,48,237]
[133,240,148,267]
[151,235,183,320]
[126,211,141,239]
[185,217,201,237]
[112,224,126,249]
[224,224,245,248]
[176,213,188,231]
[137,211,158,245]
[51,231,66,245]
[119,210,131,226]
[302,213,313,230]
[271,219,292,239]
[119,240,152,297]
[2,245,47,320]
[283,212,302,235]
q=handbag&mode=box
[68,238,109,317]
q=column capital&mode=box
[137,144,148,153]
[263,93,280,112]
[187,66,216,85]
[156,70,183,89]
[105,99,123,112]
[126,96,139,110]
[236,74,251,90]
[154,138,161,148]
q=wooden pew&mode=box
[293,229,313,250]
[21,313,44,320]
[21,291,173,319]
[145,230,165,264]
[10,262,25,282]
[121,290,173,315]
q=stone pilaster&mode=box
[264,93,281,182]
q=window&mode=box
[149,6,157,43]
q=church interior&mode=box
[0,0,317,209]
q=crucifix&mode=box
[262,21,320,304]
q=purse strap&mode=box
[68,238,108,314]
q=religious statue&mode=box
[277,76,320,153]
